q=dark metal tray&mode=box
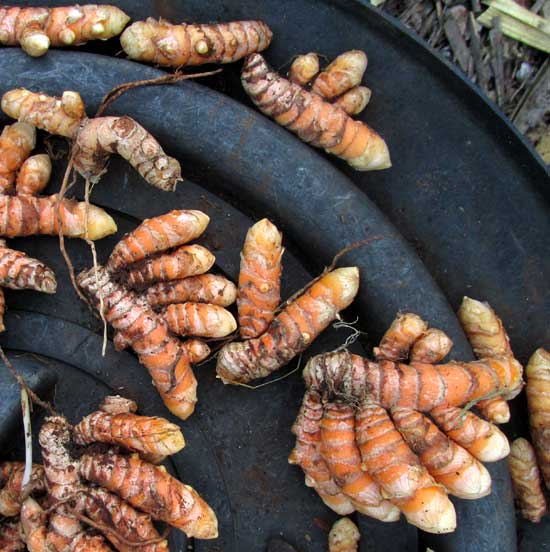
[1,1,548,550]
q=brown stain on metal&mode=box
[226,113,255,170]
[522,255,544,307]
[243,464,282,506]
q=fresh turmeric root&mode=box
[83,487,169,552]
[0,241,56,293]
[0,240,58,331]
[333,87,372,116]
[526,348,550,488]
[16,154,52,196]
[39,416,112,551]
[241,53,390,171]
[120,18,272,67]
[107,210,210,273]
[73,407,185,458]
[0,194,116,240]
[144,274,237,308]
[0,5,130,57]
[2,88,182,191]
[78,265,198,420]
[163,302,237,338]
[458,297,517,424]
[289,53,320,86]
[0,463,45,516]
[0,519,25,551]
[409,328,453,364]
[320,402,400,522]
[113,331,211,365]
[217,267,360,384]
[20,497,47,552]
[429,405,510,462]
[288,391,355,515]
[509,438,546,522]
[391,407,491,499]
[303,350,523,409]
[2,89,86,138]
[311,50,368,100]
[17,397,214,549]
[0,241,49,291]
[328,518,360,552]
[294,313,517,533]
[73,116,182,190]
[356,403,456,533]
[125,244,215,288]
[99,394,137,415]
[290,51,372,116]
[373,312,427,361]
[80,451,218,539]
[0,122,35,193]
[237,218,283,339]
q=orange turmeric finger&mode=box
[311,50,368,100]
[509,438,546,522]
[20,497,47,552]
[162,302,237,338]
[0,6,129,57]
[238,218,283,339]
[99,394,137,414]
[73,410,185,457]
[458,297,517,424]
[391,407,491,499]
[328,517,360,552]
[83,487,168,552]
[182,338,211,364]
[0,519,25,551]
[0,121,35,193]
[74,116,182,190]
[303,350,524,410]
[144,274,237,308]
[0,194,116,240]
[475,398,510,424]
[526,348,550,488]
[39,416,113,551]
[356,404,455,533]
[429,404,510,462]
[288,391,355,515]
[217,267,359,384]
[374,312,428,361]
[80,451,218,539]
[458,297,512,357]
[355,403,423,498]
[2,89,86,138]
[410,328,453,364]
[78,266,198,419]
[107,210,209,273]
[289,52,320,86]
[114,329,210,364]
[333,86,371,116]
[0,464,45,516]
[15,153,51,195]
[241,54,391,171]
[125,244,215,288]
[39,417,80,502]
[320,402,400,521]
[121,18,272,67]
[0,242,56,293]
